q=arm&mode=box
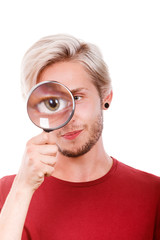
[0,132,57,240]
[0,181,33,240]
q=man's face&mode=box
[38,61,103,157]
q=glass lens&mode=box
[27,81,75,131]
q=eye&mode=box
[44,98,59,111]
[37,97,68,114]
[74,96,82,101]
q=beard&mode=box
[57,111,103,158]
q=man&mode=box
[0,34,160,239]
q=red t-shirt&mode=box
[0,158,160,239]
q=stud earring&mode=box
[104,103,109,108]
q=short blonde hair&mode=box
[21,34,112,99]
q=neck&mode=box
[52,137,113,182]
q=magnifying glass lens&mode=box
[27,81,75,131]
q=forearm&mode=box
[0,179,33,240]
[0,132,57,239]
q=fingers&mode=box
[18,131,58,192]
[32,144,58,156]
[36,162,55,178]
[25,140,57,169]
[28,131,56,145]
[26,131,58,157]
[40,154,57,167]
[43,165,55,177]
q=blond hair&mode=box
[21,34,112,99]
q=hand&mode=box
[14,131,57,193]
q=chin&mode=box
[57,112,103,158]
[57,137,98,158]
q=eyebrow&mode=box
[70,88,89,95]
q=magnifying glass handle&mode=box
[43,129,52,133]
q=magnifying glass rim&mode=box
[27,80,75,131]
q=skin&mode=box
[0,61,113,239]
[37,61,113,182]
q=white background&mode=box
[0,0,159,178]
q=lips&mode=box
[62,130,83,140]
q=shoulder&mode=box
[116,159,160,182]
[0,175,16,205]
[114,159,160,193]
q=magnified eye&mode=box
[37,97,68,114]
[44,98,59,111]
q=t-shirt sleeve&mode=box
[0,175,16,212]
[0,181,3,213]
[0,176,30,239]
[0,177,5,213]
[154,189,160,239]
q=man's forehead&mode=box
[37,61,97,93]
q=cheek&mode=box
[76,100,100,121]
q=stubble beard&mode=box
[57,112,103,158]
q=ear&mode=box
[102,90,113,110]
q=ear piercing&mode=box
[104,103,109,109]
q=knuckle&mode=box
[32,162,42,176]
[27,156,34,165]
[26,140,35,152]
[37,171,44,178]
[26,139,31,148]
[26,152,38,166]
[26,145,34,154]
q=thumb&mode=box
[44,131,57,145]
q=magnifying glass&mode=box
[27,81,75,132]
